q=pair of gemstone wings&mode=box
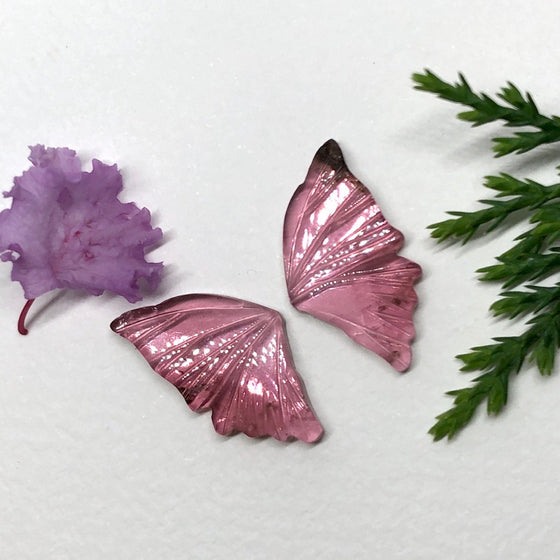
[111,140,421,443]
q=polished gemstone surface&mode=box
[283,140,422,371]
[111,294,323,443]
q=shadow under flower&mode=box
[24,289,90,333]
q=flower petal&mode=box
[0,146,163,302]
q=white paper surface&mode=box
[1,1,560,558]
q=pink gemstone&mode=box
[283,140,422,372]
[111,294,324,443]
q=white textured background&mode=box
[1,1,560,558]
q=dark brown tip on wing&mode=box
[110,314,127,334]
[315,139,345,168]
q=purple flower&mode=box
[0,145,163,333]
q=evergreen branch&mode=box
[477,207,560,288]
[492,130,560,157]
[490,284,560,319]
[478,251,560,289]
[429,304,560,441]
[412,69,560,156]
[486,209,560,264]
[428,175,560,243]
[416,70,560,441]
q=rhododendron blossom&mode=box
[0,145,163,333]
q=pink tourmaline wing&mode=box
[283,140,422,372]
[110,294,323,443]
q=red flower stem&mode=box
[18,298,35,335]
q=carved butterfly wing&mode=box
[283,140,421,372]
[111,294,323,443]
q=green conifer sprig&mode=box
[429,299,560,441]
[414,70,560,440]
[490,284,560,319]
[412,69,560,156]
[428,175,560,243]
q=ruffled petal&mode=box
[0,146,163,301]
